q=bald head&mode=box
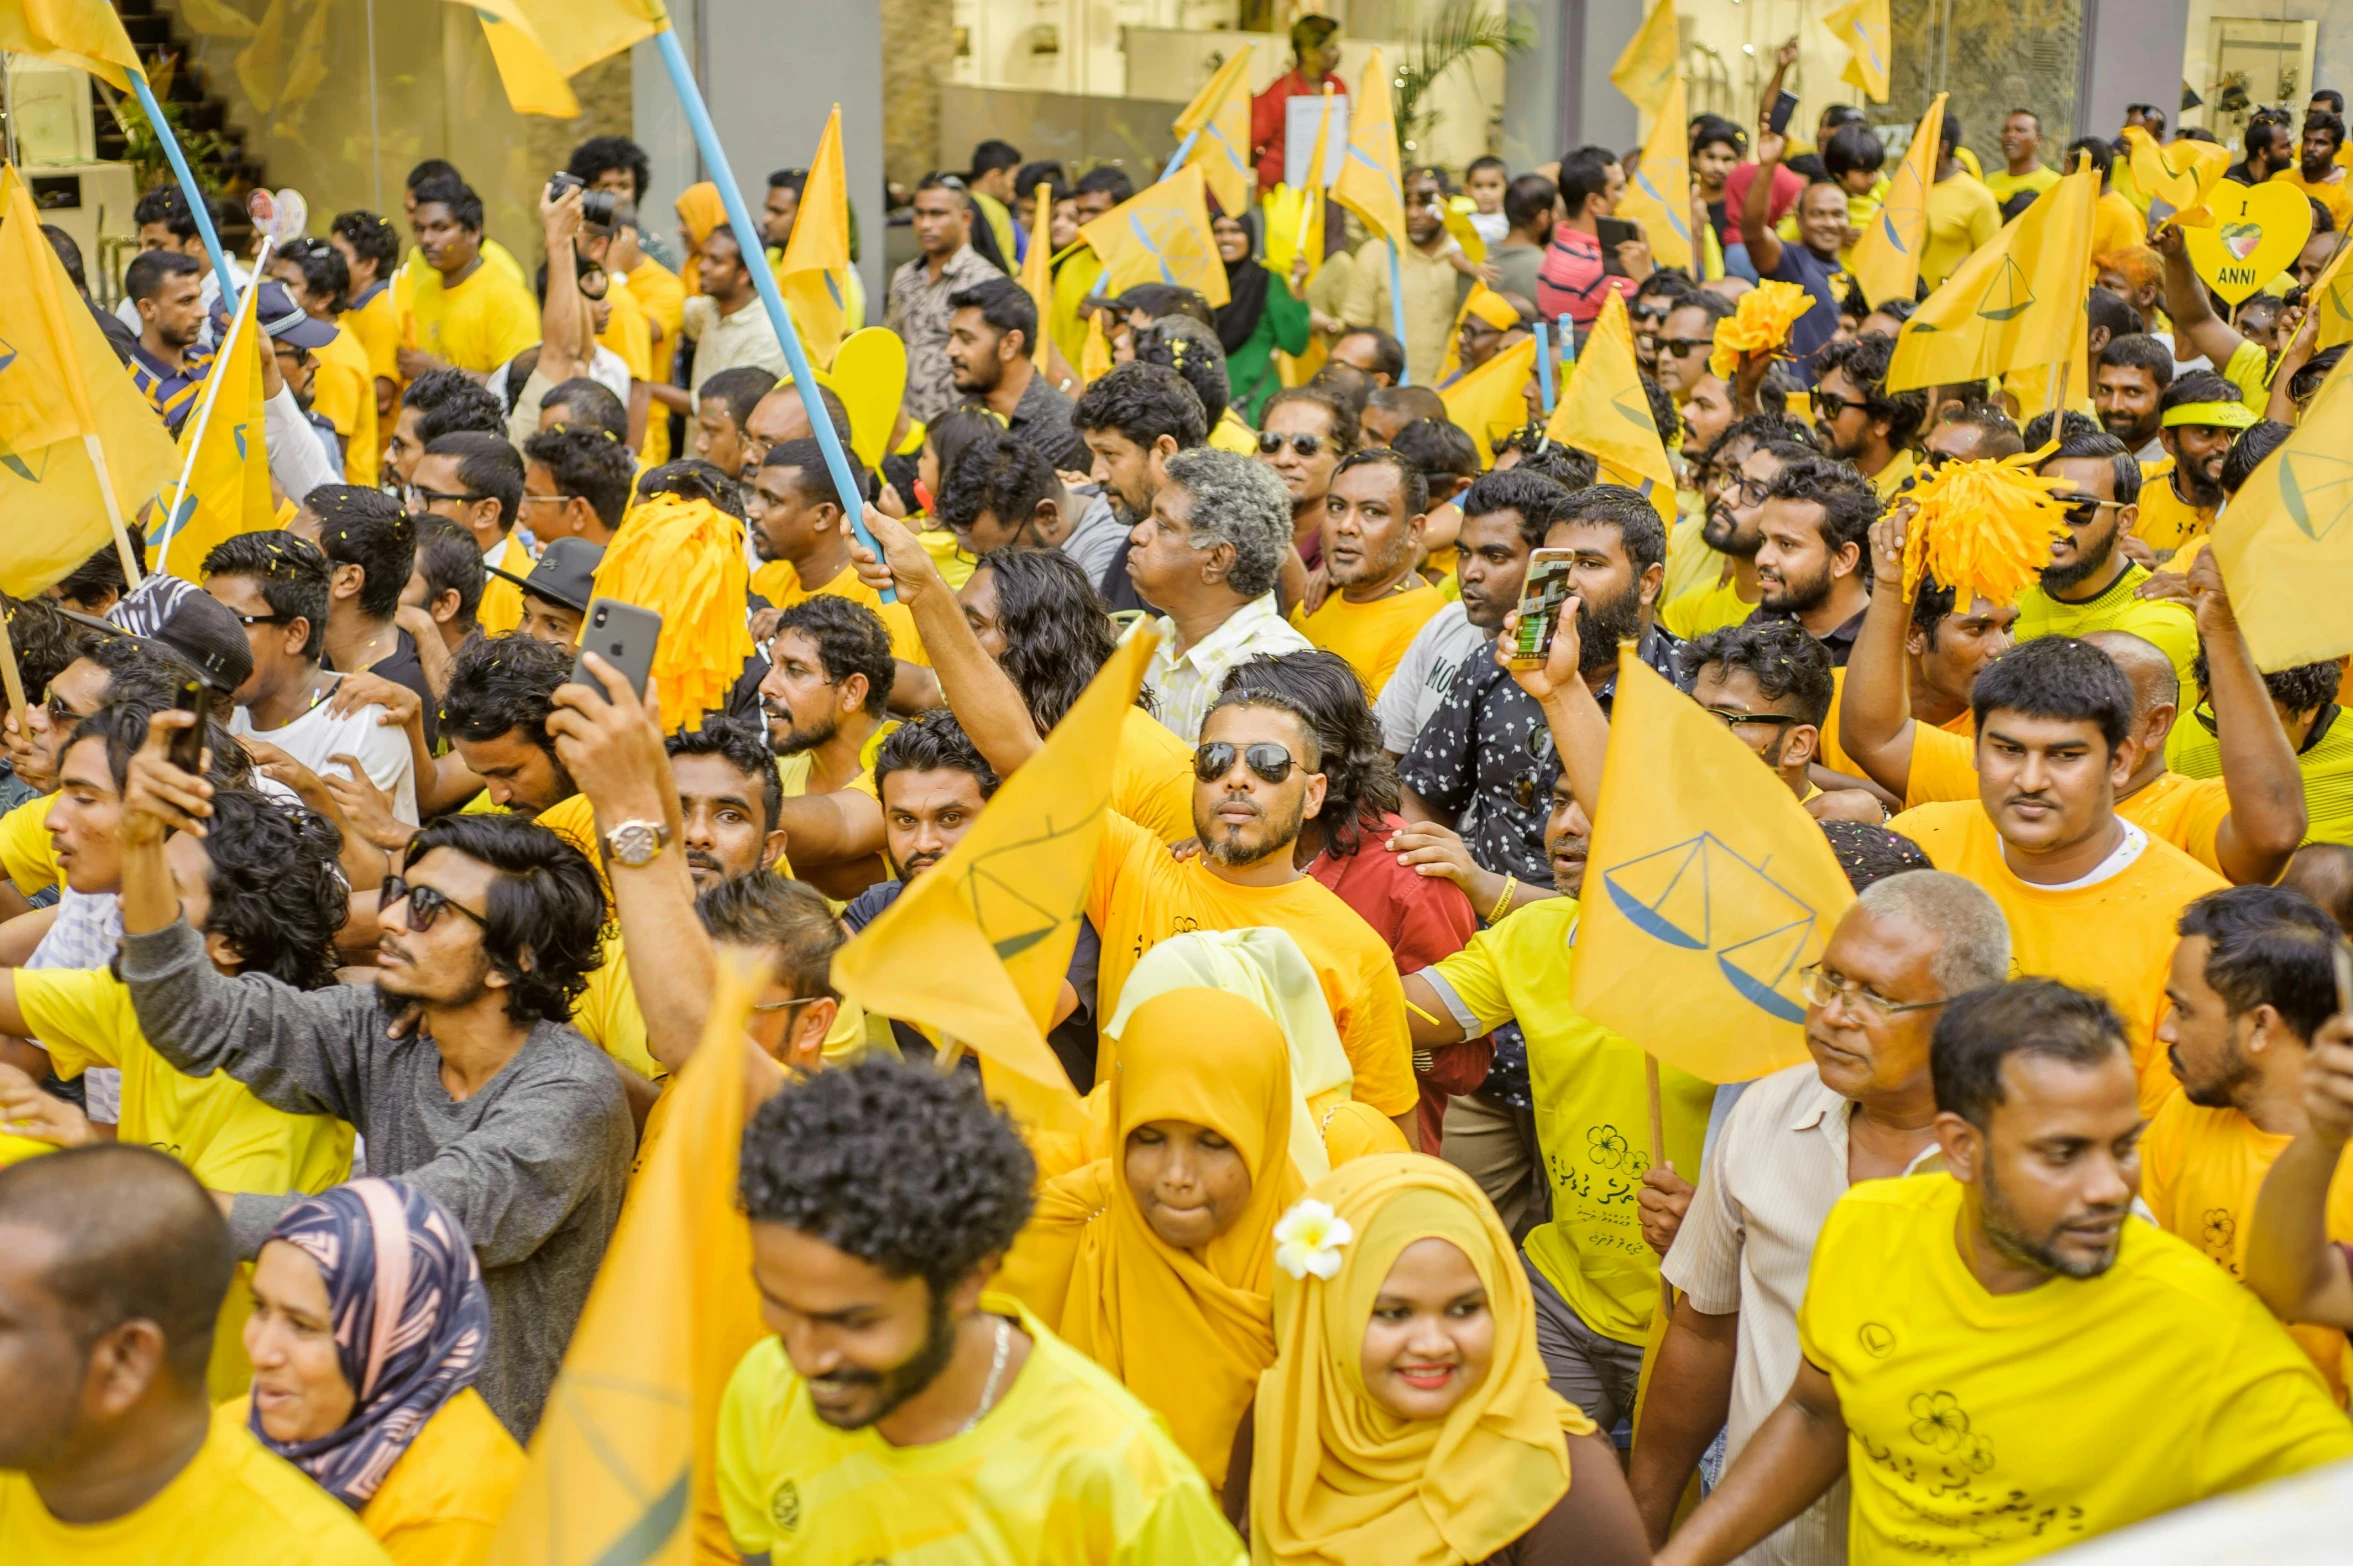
[2282,843,2353,937]
[744,382,854,452]
[2083,630,2178,718]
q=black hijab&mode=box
[1214,212,1272,355]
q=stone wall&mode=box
[884,0,957,189]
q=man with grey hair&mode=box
[1129,445,1313,743]
[1628,870,2012,1566]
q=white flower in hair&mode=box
[1273,1198,1353,1280]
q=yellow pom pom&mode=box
[1708,281,1815,380]
[588,495,756,734]
[1899,451,2072,614]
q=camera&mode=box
[547,170,619,227]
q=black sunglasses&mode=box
[1194,741,1297,785]
[1258,431,1328,458]
[2054,494,2123,528]
[231,611,296,628]
[405,483,491,507]
[380,874,487,932]
[1658,336,1712,357]
[1813,391,1868,420]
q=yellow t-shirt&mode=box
[2132,457,2215,556]
[1886,803,2227,1115]
[1208,405,1258,455]
[919,522,979,589]
[1112,704,1196,846]
[0,1416,393,1565]
[717,1301,1245,1565]
[2142,1090,2353,1402]
[624,257,687,348]
[1921,175,2001,292]
[475,532,529,638]
[1820,664,1974,783]
[1428,895,1711,1345]
[1087,812,1415,1117]
[1867,447,1916,503]
[2171,702,2353,849]
[402,262,542,377]
[0,791,61,896]
[1799,1173,2353,1566]
[2012,564,2199,690]
[1661,572,1755,642]
[310,322,381,490]
[340,286,403,388]
[1983,164,2060,205]
[1661,511,1723,609]
[529,790,601,862]
[775,719,894,805]
[597,277,655,384]
[1290,581,1445,698]
[2273,166,2353,236]
[752,560,932,667]
[2220,338,2275,412]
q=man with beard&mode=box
[2092,333,2172,464]
[2228,107,2297,186]
[1663,433,1815,640]
[2272,110,2353,234]
[1656,978,2353,1566]
[107,715,629,1441]
[1342,167,1472,385]
[756,595,896,901]
[123,251,211,435]
[2014,430,2199,688]
[2131,371,2252,560]
[1747,457,1876,665]
[1068,362,1210,612]
[2143,887,2353,1399]
[943,277,1087,471]
[662,720,789,894]
[690,364,779,480]
[1810,335,1925,501]
[1291,449,1442,696]
[717,1061,1242,1561]
[748,440,935,710]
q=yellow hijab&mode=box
[675,181,727,293]
[998,987,1305,1488]
[1251,1156,1594,1566]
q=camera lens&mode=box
[581,189,619,226]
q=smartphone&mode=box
[1596,215,1640,276]
[1508,549,1579,668]
[1767,89,1800,137]
[572,599,664,700]
[168,675,212,774]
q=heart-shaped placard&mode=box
[829,327,908,470]
[2184,181,2313,304]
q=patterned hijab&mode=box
[250,1179,490,1509]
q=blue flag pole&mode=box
[1557,314,1577,364]
[1534,321,1555,413]
[1160,129,1200,185]
[128,71,238,306]
[649,28,889,597]
[1386,236,1409,384]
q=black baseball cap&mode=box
[488,537,603,614]
[68,574,255,693]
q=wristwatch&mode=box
[603,818,671,868]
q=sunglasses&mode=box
[404,483,491,508]
[2054,494,2124,527]
[1258,431,1328,458]
[1703,708,1801,733]
[1658,336,1713,357]
[379,874,488,932]
[1813,391,1868,421]
[1193,741,1298,785]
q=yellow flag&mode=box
[0,0,145,90]
[1572,651,1854,1083]
[488,964,765,1566]
[1823,0,1892,103]
[1849,94,1945,309]
[0,165,177,596]
[2122,126,2231,225]
[454,0,664,83]
[1020,182,1056,371]
[1330,47,1405,244]
[1609,1,1679,126]
[1440,336,1535,469]
[832,625,1159,1135]
[1546,293,1674,520]
[1079,308,1114,384]
[1076,164,1230,308]
[778,104,853,368]
[1172,43,1255,220]
[1614,75,1692,272]
[2209,373,2353,671]
[2311,233,2353,353]
[1886,161,2098,392]
[475,10,580,117]
[152,282,273,582]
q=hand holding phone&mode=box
[571,599,663,703]
[1507,549,1578,669]
[168,677,213,775]
[1767,90,1800,137]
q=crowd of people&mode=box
[9,11,2353,1564]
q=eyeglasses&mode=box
[404,483,491,508]
[1729,475,1773,508]
[519,491,580,508]
[1193,741,1298,785]
[230,611,295,628]
[751,995,823,1014]
[1702,707,1802,733]
[1258,431,1328,458]
[1797,962,1946,1024]
[1658,336,1713,357]
[1813,391,1868,421]
[379,874,488,933]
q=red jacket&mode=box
[1251,69,1347,191]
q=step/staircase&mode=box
[91,0,266,245]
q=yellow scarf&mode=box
[997,988,1305,1488]
[1251,1156,1594,1566]
[675,181,728,294]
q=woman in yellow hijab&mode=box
[674,181,728,295]
[1227,1156,1647,1565]
[996,987,1304,1488]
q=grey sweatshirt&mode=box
[118,920,633,1441]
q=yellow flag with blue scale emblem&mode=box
[1613,74,1693,272]
[1171,43,1255,220]
[1824,0,1892,102]
[1888,159,2097,392]
[777,104,854,368]
[1077,164,1230,308]
[152,279,273,582]
[1609,1,1680,126]
[1849,94,1944,309]
[1329,47,1405,243]
[2209,367,2353,670]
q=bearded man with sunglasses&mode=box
[2014,430,2199,689]
[110,713,630,1443]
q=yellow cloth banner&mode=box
[1077,164,1230,308]
[832,626,1159,1135]
[1330,47,1405,244]
[0,0,144,90]
[0,165,176,595]
[1849,94,1945,310]
[153,282,273,583]
[488,965,766,1566]
[1572,651,1853,1083]
[454,0,664,83]
[778,104,853,368]
[1824,0,1892,103]
[1172,42,1256,220]
[1615,74,1693,272]
[1887,161,2097,393]
[2209,372,2353,671]
[476,10,579,117]
[1440,337,1535,469]
[1609,1,1679,126]
[1545,292,1674,519]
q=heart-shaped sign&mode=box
[2184,181,2313,304]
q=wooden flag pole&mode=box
[1646,1052,1674,1321]
[0,602,30,742]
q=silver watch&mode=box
[603,818,670,868]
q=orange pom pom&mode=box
[1899,451,2072,613]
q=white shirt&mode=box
[231,676,418,824]
[1144,593,1315,745]
[1661,1064,1944,1566]
[683,294,788,394]
[1372,601,1488,754]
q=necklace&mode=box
[956,1316,1013,1436]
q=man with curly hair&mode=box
[107,718,631,1442]
[719,1058,1244,1561]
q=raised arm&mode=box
[1837,509,1921,798]
[2155,223,2248,370]
[2192,550,2307,885]
[1655,1356,1851,1566]
[1502,602,1608,822]
[2246,1013,2353,1330]
[1742,48,1796,280]
[537,182,591,386]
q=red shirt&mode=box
[1720,162,1805,245]
[1535,224,1638,327]
[1251,69,1347,191]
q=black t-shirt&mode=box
[332,626,438,749]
